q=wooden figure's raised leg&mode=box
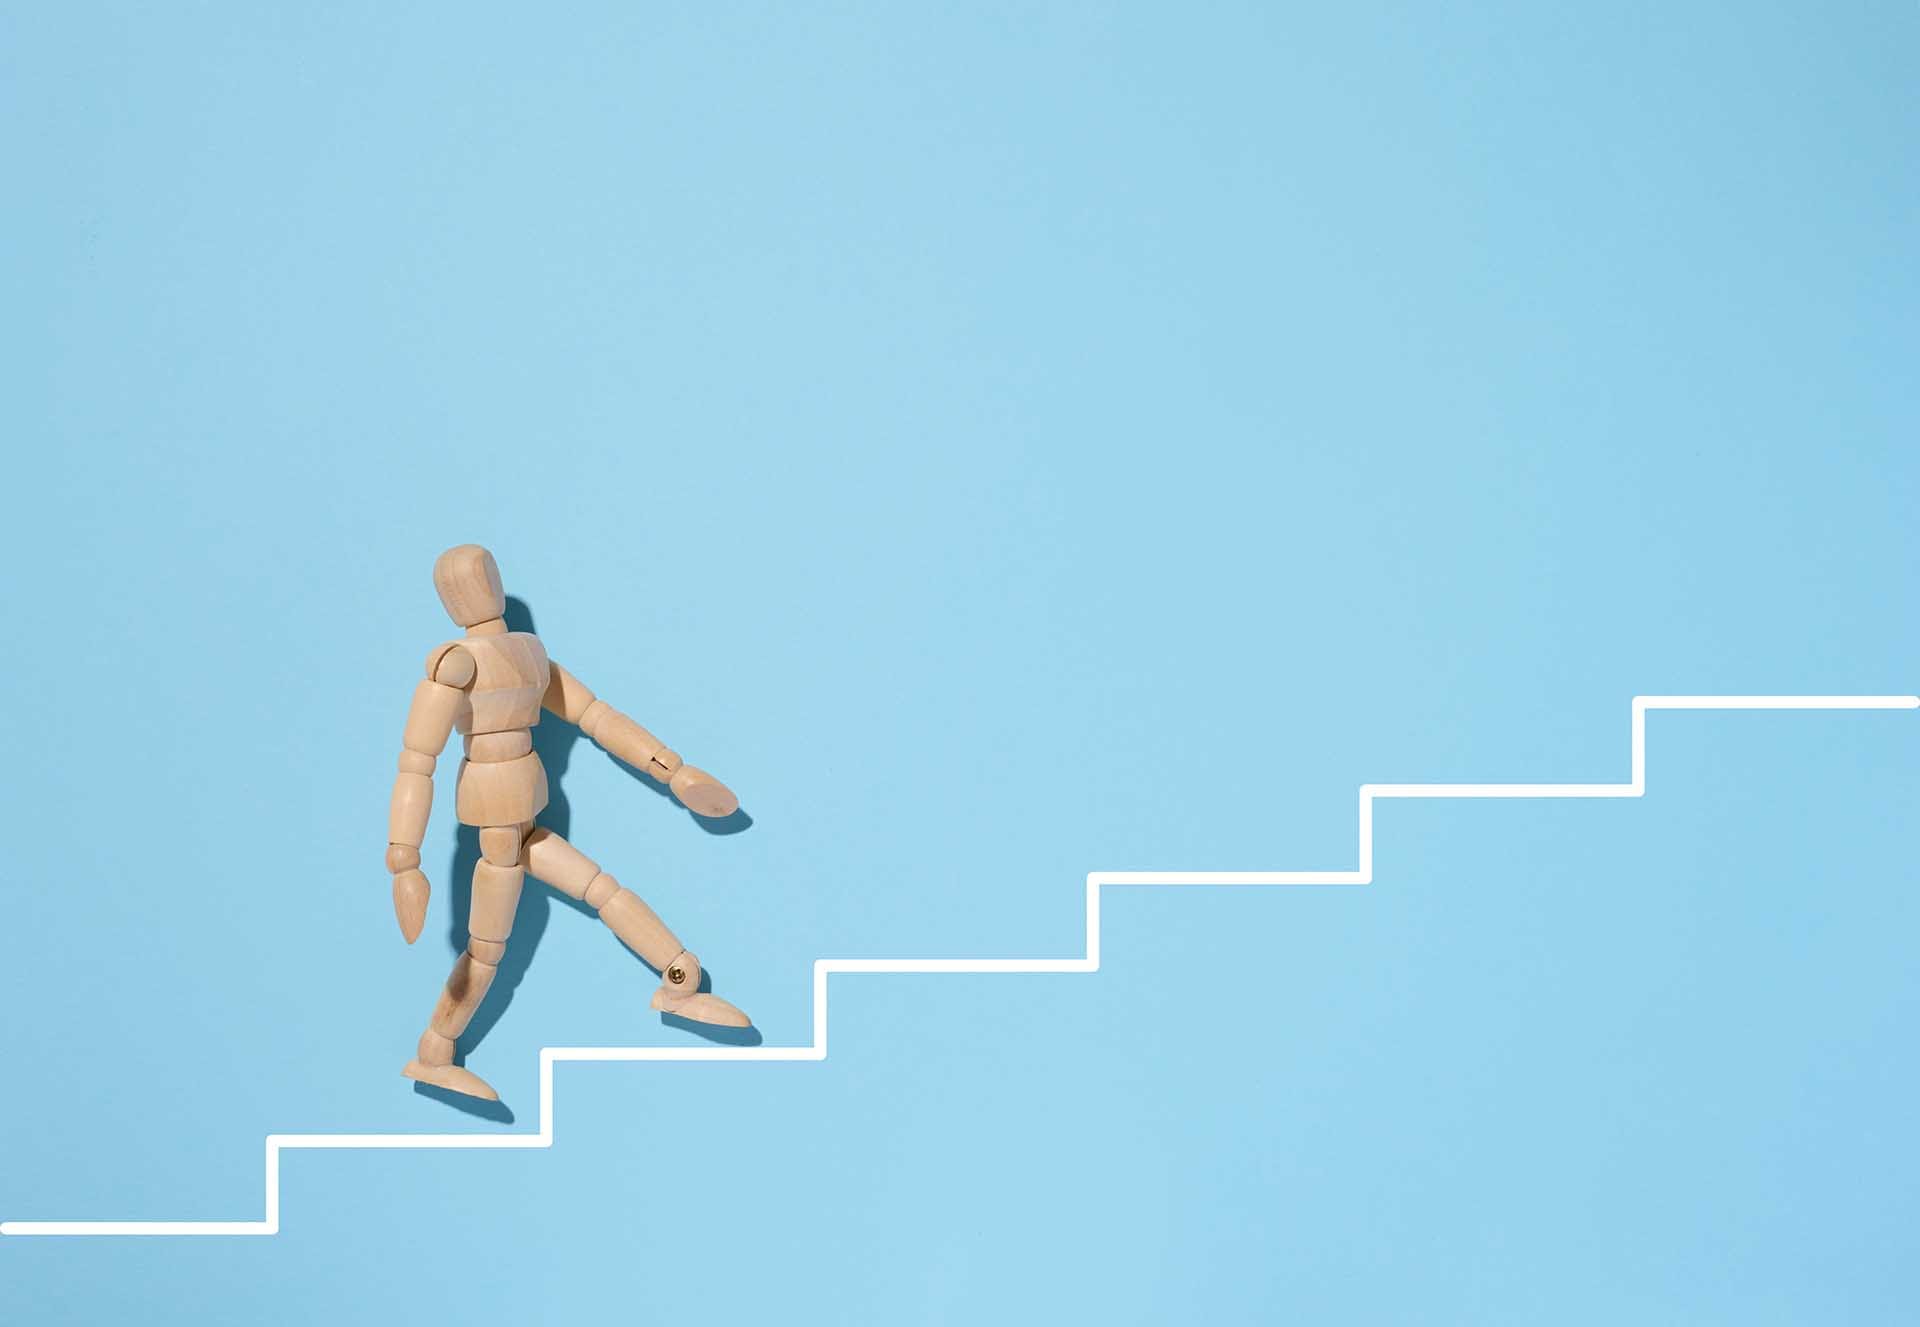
[401,824,526,1100]
[523,825,751,1028]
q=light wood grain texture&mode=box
[669,764,739,818]
[427,642,476,688]
[402,1059,499,1102]
[431,544,504,628]
[391,544,756,1097]
[582,873,617,911]
[454,632,550,735]
[651,989,752,1028]
[465,730,532,762]
[428,950,498,1039]
[415,1029,456,1066]
[523,825,599,900]
[401,680,462,756]
[389,669,463,851]
[592,878,681,969]
[454,752,548,826]
[467,859,524,943]
[391,870,429,944]
[478,825,521,865]
[579,702,679,779]
[386,773,433,849]
[571,692,739,817]
[541,660,597,723]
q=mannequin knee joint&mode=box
[479,826,522,867]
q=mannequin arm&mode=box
[386,645,473,941]
[544,659,739,818]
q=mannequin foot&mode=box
[651,987,752,1028]
[402,1059,500,1101]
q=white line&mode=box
[5,694,1912,1238]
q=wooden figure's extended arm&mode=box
[543,659,739,818]
[385,644,475,942]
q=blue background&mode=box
[3,2,1916,1321]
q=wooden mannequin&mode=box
[387,544,750,1101]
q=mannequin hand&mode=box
[387,845,429,943]
[392,870,430,943]
[670,764,739,819]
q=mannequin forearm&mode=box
[389,753,435,849]
[543,659,735,816]
[544,659,679,782]
[581,700,681,782]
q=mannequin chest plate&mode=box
[452,631,551,735]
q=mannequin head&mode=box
[433,544,505,628]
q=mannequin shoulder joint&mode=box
[426,642,476,688]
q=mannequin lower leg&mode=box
[402,825,525,1099]
[524,825,750,1027]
